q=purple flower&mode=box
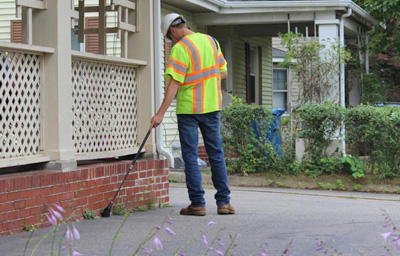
[167,215,173,225]
[202,234,209,248]
[65,227,73,242]
[54,204,65,212]
[164,227,175,236]
[153,235,163,250]
[382,232,393,240]
[46,214,57,226]
[207,221,216,226]
[72,250,83,256]
[50,208,62,220]
[396,239,400,250]
[212,248,224,256]
[141,245,153,255]
[72,224,80,240]
[258,253,268,256]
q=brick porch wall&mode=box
[0,159,169,236]
[198,145,210,166]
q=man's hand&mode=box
[149,78,180,130]
[150,113,164,130]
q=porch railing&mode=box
[71,51,146,160]
[0,43,147,168]
[0,42,54,168]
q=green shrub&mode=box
[345,105,400,178]
[336,179,345,190]
[361,73,386,104]
[339,156,365,179]
[221,96,283,174]
[83,208,96,220]
[295,102,345,161]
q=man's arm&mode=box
[150,78,180,129]
[220,71,227,79]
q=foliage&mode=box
[279,32,351,105]
[353,0,400,103]
[82,208,96,220]
[336,179,346,190]
[22,223,36,232]
[221,95,284,174]
[353,0,400,55]
[295,102,345,160]
[339,156,365,179]
[112,204,130,216]
[361,73,387,104]
[344,105,400,178]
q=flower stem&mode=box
[56,229,67,256]
[204,227,225,256]
[29,227,57,256]
[22,229,35,256]
[50,225,60,256]
[224,233,238,256]
[109,214,130,256]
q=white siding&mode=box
[232,36,273,107]
[0,0,18,42]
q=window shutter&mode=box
[11,20,22,43]
[86,17,99,54]
[164,39,172,86]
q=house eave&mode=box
[171,0,378,28]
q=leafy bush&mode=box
[345,105,400,178]
[361,73,387,104]
[295,102,345,161]
[221,96,283,174]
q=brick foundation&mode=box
[198,145,210,166]
[0,159,169,236]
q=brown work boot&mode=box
[180,205,206,216]
[217,204,235,215]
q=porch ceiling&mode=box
[161,0,378,29]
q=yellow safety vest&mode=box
[165,33,227,114]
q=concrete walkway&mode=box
[1,182,400,256]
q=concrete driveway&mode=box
[1,183,399,256]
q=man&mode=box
[150,13,235,216]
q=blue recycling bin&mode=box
[252,109,286,157]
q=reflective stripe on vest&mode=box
[167,57,188,76]
[178,34,221,113]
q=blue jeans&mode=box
[177,111,231,207]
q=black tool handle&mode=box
[110,129,152,204]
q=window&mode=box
[273,69,287,110]
[245,43,261,104]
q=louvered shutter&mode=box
[11,20,22,43]
[86,17,99,54]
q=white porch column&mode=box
[315,11,340,105]
[315,11,343,155]
[31,0,76,171]
[128,0,156,153]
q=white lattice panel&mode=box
[0,51,41,159]
[71,59,138,154]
